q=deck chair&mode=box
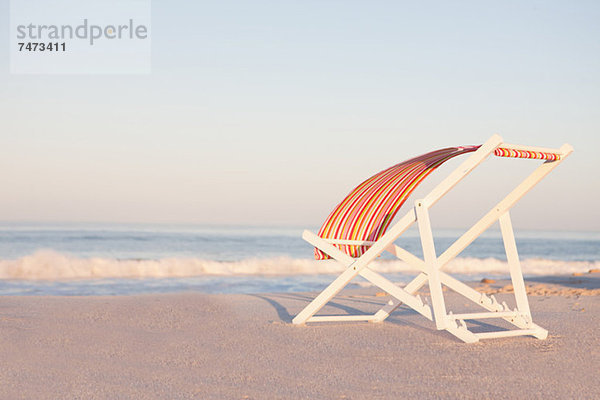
[293,134,573,343]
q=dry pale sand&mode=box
[1,274,599,399]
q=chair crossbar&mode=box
[385,244,425,269]
[449,311,521,320]
[360,268,432,320]
[475,329,541,340]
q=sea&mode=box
[0,223,598,296]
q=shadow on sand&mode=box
[526,273,600,290]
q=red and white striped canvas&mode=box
[314,146,480,260]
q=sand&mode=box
[1,274,599,399]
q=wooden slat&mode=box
[475,329,539,339]
[449,311,520,320]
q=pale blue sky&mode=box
[0,1,598,230]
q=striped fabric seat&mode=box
[315,145,559,260]
[314,146,478,260]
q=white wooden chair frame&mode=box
[293,134,573,343]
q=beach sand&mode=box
[1,274,599,399]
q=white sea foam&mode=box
[0,250,596,281]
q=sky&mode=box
[0,1,598,230]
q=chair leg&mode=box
[296,230,434,325]
[499,211,548,339]
[360,269,432,321]
[415,200,448,330]
[499,211,531,317]
[292,264,360,324]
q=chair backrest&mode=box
[315,143,564,260]
[315,146,482,260]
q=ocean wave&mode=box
[0,250,596,280]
